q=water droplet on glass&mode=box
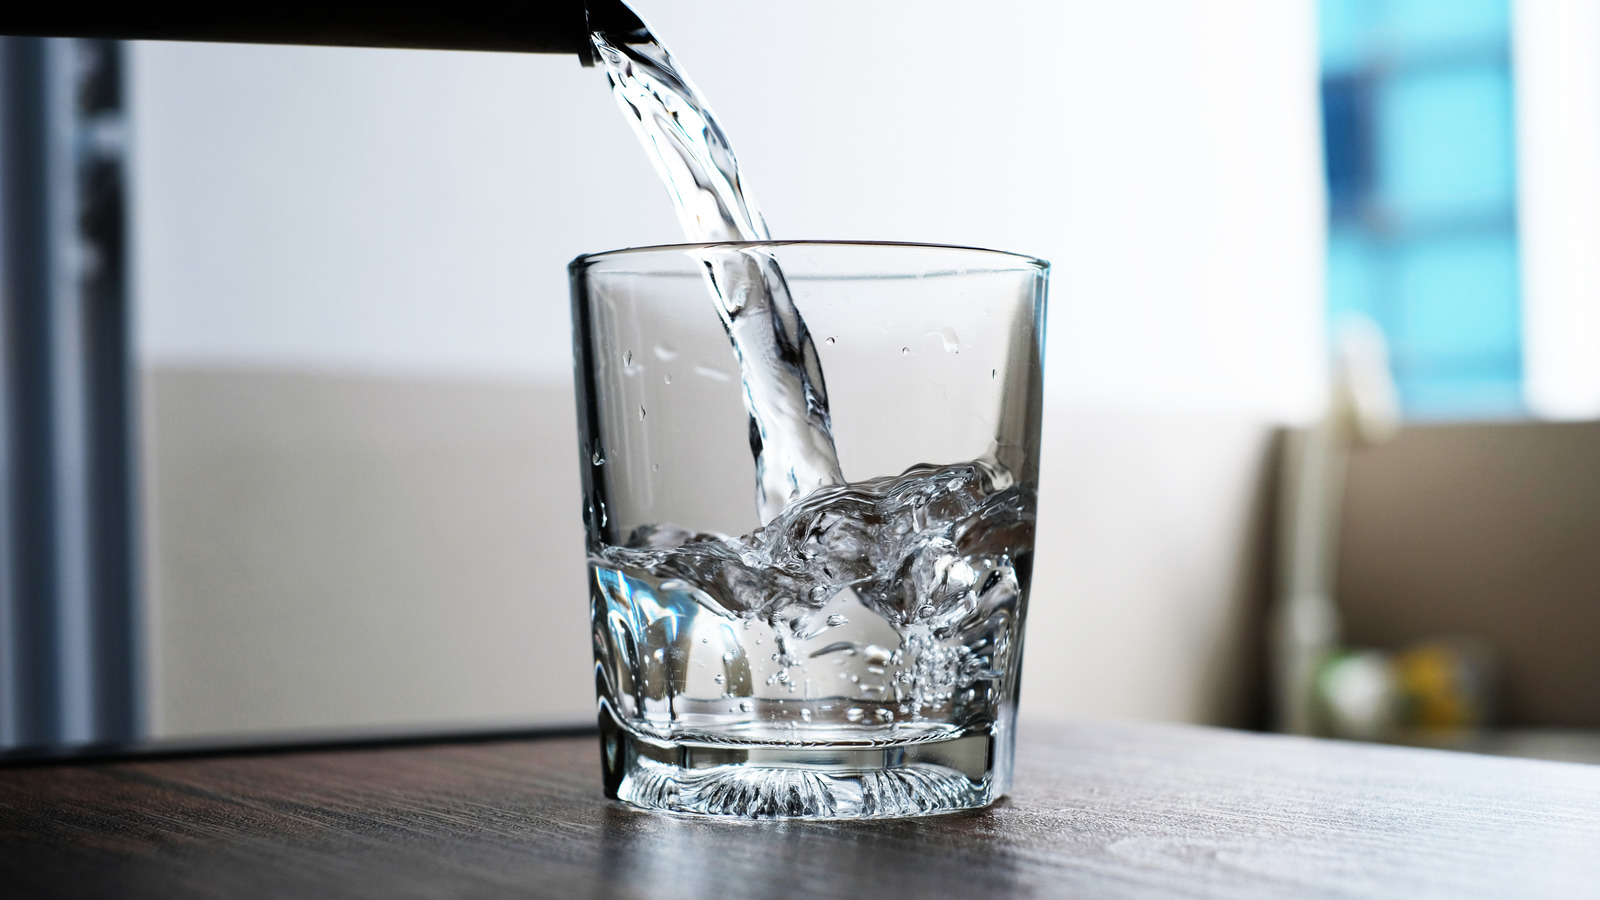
[591,448,605,466]
[653,343,679,361]
[738,701,752,713]
[663,373,673,384]
[639,406,647,421]
[824,336,836,346]
[623,350,633,367]
[826,614,848,627]
[714,673,725,684]
[991,368,997,379]
[901,347,910,356]
[799,708,812,722]
[652,463,660,472]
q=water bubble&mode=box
[639,406,647,421]
[664,373,673,384]
[653,343,679,361]
[917,604,935,618]
[991,368,997,379]
[738,701,752,713]
[713,673,724,684]
[845,707,865,722]
[825,336,836,346]
[826,614,848,627]
[901,347,910,356]
[623,350,633,366]
[863,645,892,666]
[874,708,895,723]
[652,463,660,472]
[591,448,605,466]
[799,708,812,722]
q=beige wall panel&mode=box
[143,367,1275,739]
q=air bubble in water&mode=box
[714,673,724,684]
[639,406,647,421]
[826,614,848,627]
[799,708,812,722]
[591,447,605,466]
[992,368,997,379]
[623,350,633,367]
[738,701,752,713]
[901,347,910,355]
[874,708,894,723]
[845,708,865,722]
[825,336,836,345]
[664,373,673,384]
[652,463,660,472]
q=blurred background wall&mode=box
[127,0,1327,741]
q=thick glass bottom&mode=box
[598,705,1011,819]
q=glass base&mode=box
[598,706,1010,820]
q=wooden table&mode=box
[3,720,1598,899]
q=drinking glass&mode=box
[570,241,1047,818]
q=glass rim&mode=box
[570,239,1049,273]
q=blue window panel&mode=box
[1327,227,1380,322]
[1376,66,1516,221]
[1320,0,1377,74]
[1321,75,1372,210]
[1390,235,1519,362]
[1398,374,1523,420]
[1378,0,1509,55]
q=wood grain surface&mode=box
[2,720,1597,899]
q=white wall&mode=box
[131,0,1324,739]
[1514,0,1600,420]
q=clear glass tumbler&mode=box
[571,241,1047,818]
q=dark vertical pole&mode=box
[78,39,139,745]
[0,35,63,749]
[0,36,138,751]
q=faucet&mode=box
[0,1,645,63]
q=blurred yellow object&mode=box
[1393,640,1496,732]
